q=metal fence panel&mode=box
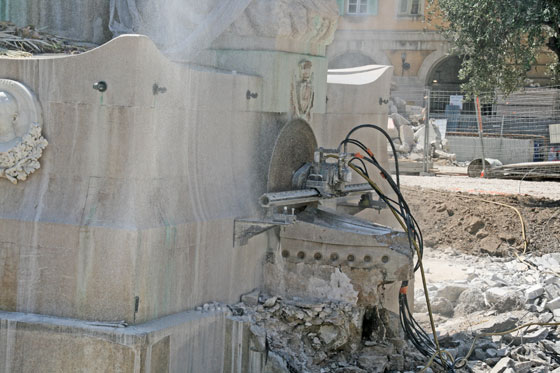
[388,86,560,173]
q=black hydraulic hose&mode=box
[345,143,423,269]
[338,123,401,188]
[349,157,369,177]
[341,124,453,370]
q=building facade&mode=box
[330,0,553,104]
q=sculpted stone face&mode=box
[0,91,18,143]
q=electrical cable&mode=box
[339,124,560,372]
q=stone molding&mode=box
[0,79,47,184]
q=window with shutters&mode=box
[338,0,378,15]
[348,0,368,14]
[398,0,423,16]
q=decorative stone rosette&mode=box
[0,79,47,184]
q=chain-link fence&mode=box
[388,86,560,175]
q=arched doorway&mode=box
[426,56,464,90]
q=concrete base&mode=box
[448,136,535,164]
[0,308,261,373]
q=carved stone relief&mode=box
[291,60,315,122]
[0,79,47,184]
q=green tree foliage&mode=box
[428,0,560,96]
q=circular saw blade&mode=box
[267,119,317,193]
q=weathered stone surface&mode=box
[0,308,239,373]
[0,35,271,324]
[108,0,338,60]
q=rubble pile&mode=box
[231,293,426,373]
[415,249,560,373]
[388,96,456,162]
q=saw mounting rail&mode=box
[234,147,386,247]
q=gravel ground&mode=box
[399,174,560,200]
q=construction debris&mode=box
[388,96,457,164]
[486,161,560,180]
[232,295,426,373]
[0,21,93,56]
[414,247,560,373]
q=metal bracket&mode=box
[234,210,296,247]
[336,192,387,215]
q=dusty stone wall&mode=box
[0,35,275,324]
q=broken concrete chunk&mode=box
[525,284,545,300]
[433,149,456,161]
[388,354,405,371]
[455,288,488,315]
[539,312,554,323]
[357,352,388,373]
[390,112,411,128]
[485,287,524,312]
[400,124,415,146]
[241,289,260,306]
[436,284,469,303]
[545,283,560,299]
[263,351,292,373]
[474,348,487,360]
[486,348,498,358]
[392,96,407,113]
[431,297,454,317]
[503,327,549,345]
[387,117,399,139]
[513,361,533,373]
[249,325,267,352]
[490,357,514,373]
[546,296,560,311]
[476,314,518,334]
[318,324,339,345]
[263,296,278,308]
